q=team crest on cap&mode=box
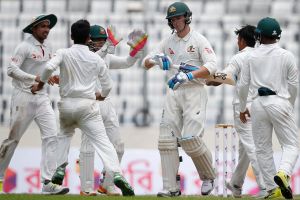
[272,30,277,35]
[100,28,106,35]
[169,6,176,13]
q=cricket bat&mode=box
[173,63,236,86]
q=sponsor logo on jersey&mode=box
[204,47,213,54]
[187,45,195,53]
[168,48,175,54]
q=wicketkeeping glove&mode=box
[106,25,123,46]
[150,53,172,70]
[168,71,194,90]
[127,29,148,58]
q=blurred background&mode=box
[0,0,300,195]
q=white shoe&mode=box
[42,182,69,195]
[201,180,214,195]
[226,182,242,198]
[157,190,181,197]
[253,188,267,199]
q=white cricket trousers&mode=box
[55,98,121,174]
[231,103,265,189]
[0,88,58,182]
[79,98,124,191]
[251,96,299,191]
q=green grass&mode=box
[0,195,300,200]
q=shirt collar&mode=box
[72,44,89,50]
[239,46,253,53]
[174,29,192,42]
[259,43,279,48]
[28,35,47,47]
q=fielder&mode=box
[206,25,266,198]
[49,25,146,196]
[238,17,299,199]
[31,19,135,196]
[0,14,69,195]
[143,2,217,196]
[79,25,147,196]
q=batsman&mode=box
[143,2,217,196]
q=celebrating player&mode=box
[31,19,135,196]
[79,25,147,196]
[0,14,69,194]
[206,25,267,198]
[238,17,299,199]
[49,24,146,196]
[143,2,217,197]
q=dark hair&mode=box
[71,19,90,44]
[235,25,256,47]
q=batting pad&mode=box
[79,151,95,192]
[179,136,216,180]
[158,126,180,192]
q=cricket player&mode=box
[48,25,146,196]
[238,17,299,199]
[143,2,217,196]
[0,14,69,194]
[79,25,147,196]
[31,19,135,196]
[206,25,266,198]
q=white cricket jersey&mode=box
[146,29,217,86]
[223,47,255,105]
[7,35,53,94]
[41,44,113,100]
[238,43,298,112]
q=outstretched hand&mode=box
[127,29,148,57]
[107,25,123,46]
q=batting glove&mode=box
[179,62,199,73]
[150,53,172,70]
[168,71,194,90]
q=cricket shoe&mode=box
[51,162,68,185]
[113,173,134,196]
[42,182,69,195]
[263,187,282,199]
[80,190,97,196]
[274,170,293,199]
[201,179,214,195]
[0,180,3,193]
[97,185,120,196]
[226,182,242,198]
[253,188,267,199]
[157,190,181,197]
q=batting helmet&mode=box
[255,17,281,39]
[90,25,107,40]
[166,2,192,29]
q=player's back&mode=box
[248,43,296,99]
[58,44,106,100]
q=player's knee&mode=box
[178,136,207,157]
[0,139,19,158]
